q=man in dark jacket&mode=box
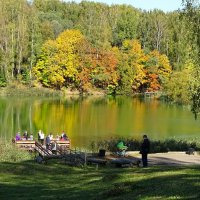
[140,135,150,167]
[46,135,51,150]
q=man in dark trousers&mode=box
[46,135,51,150]
[140,135,150,167]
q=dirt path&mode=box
[127,152,200,166]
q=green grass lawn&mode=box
[0,160,200,200]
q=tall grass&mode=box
[0,142,32,162]
[0,84,62,97]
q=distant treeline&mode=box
[0,1,199,100]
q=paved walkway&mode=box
[127,151,200,166]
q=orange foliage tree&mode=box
[117,40,172,93]
[144,50,172,92]
[77,46,119,93]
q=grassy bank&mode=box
[0,159,200,200]
[0,84,106,97]
[0,85,62,97]
[1,142,200,199]
[0,142,33,162]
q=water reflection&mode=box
[0,96,199,148]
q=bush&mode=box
[0,142,32,162]
[90,138,200,153]
[0,76,6,87]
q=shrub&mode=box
[90,138,200,153]
[0,142,32,162]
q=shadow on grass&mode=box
[102,166,200,200]
[0,160,200,200]
[0,160,105,200]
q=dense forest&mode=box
[0,1,199,107]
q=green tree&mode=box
[111,5,140,46]
[182,0,200,118]
[75,1,112,50]
[0,0,30,82]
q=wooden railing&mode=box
[35,141,53,157]
[13,138,71,158]
[12,139,35,151]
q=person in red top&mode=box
[60,131,68,141]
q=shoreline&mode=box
[126,151,200,166]
[0,85,163,98]
[0,86,107,97]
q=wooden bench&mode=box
[55,140,70,154]
[12,139,70,153]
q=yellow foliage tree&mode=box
[118,39,147,93]
[33,30,85,89]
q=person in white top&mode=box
[49,133,53,140]
[29,134,33,140]
[40,132,45,145]
[38,130,45,145]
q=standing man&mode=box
[46,135,51,150]
[38,130,45,145]
[40,131,45,145]
[38,130,42,143]
[140,135,150,167]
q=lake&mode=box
[0,96,199,148]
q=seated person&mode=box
[15,132,21,141]
[63,133,68,140]
[28,134,33,140]
[23,131,28,140]
[56,135,60,141]
[60,132,68,141]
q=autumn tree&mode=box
[33,30,85,89]
[117,40,172,94]
[144,50,172,92]
[77,44,119,94]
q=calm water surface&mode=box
[0,96,199,148]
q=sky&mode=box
[70,0,183,12]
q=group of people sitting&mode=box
[15,131,34,141]
[38,130,68,150]
[15,130,69,154]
